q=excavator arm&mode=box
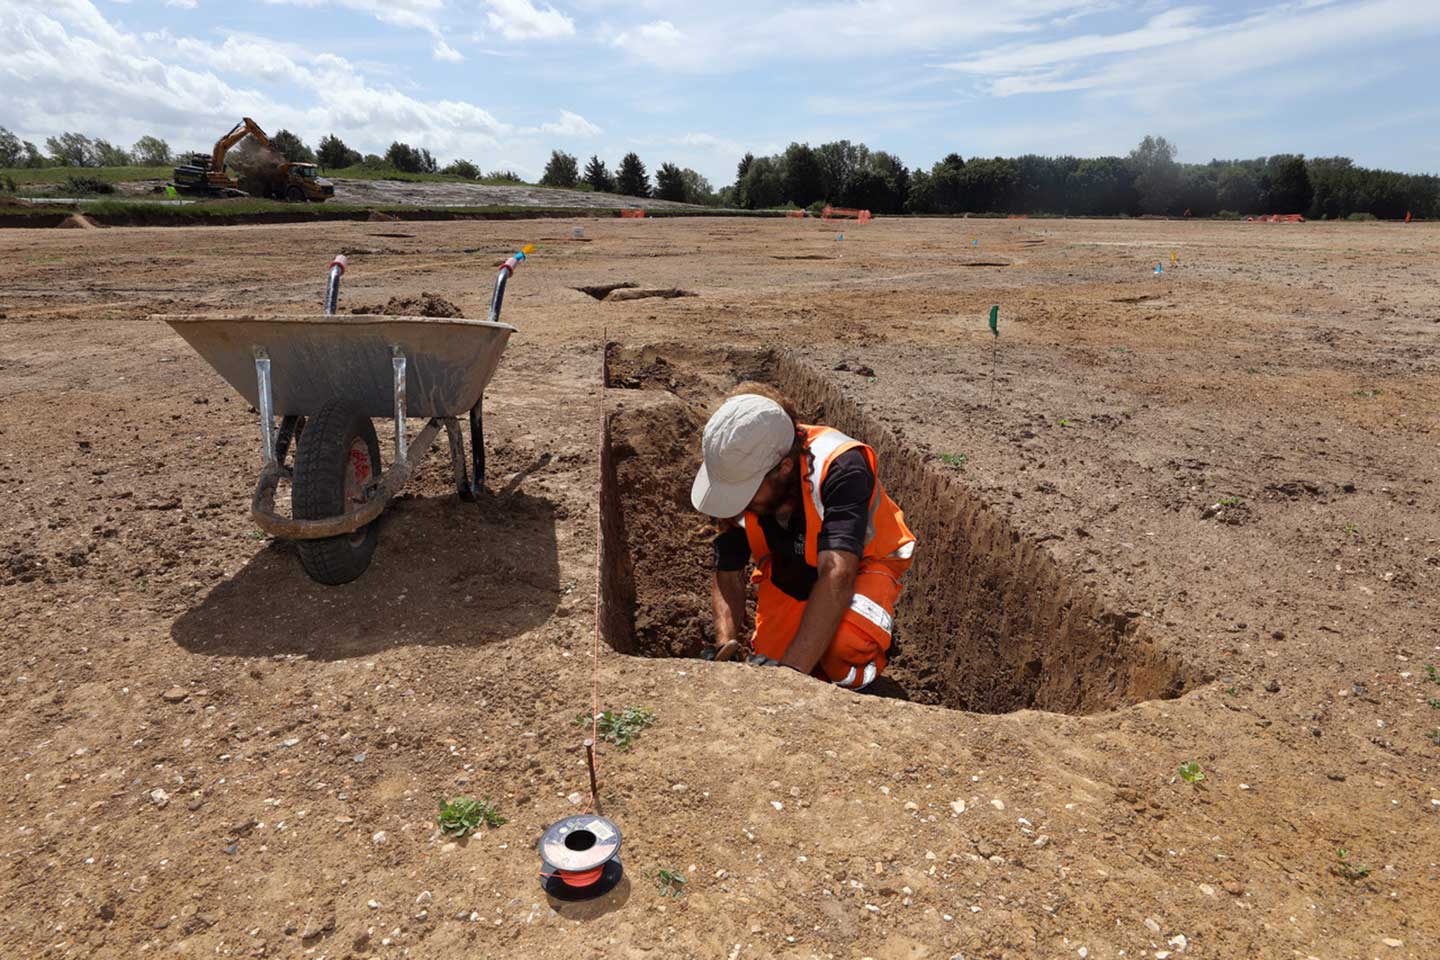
[211,117,270,172]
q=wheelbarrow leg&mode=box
[275,415,304,474]
[469,396,485,496]
[444,418,474,501]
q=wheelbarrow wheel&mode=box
[293,398,381,585]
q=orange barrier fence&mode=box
[785,210,807,219]
[821,205,872,223]
[619,209,646,219]
[1246,213,1305,223]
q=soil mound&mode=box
[367,209,399,222]
[56,213,101,230]
[349,293,463,318]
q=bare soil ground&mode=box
[1,216,1438,960]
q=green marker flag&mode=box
[988,304,999,337]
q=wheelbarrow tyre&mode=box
[293,398,381,585]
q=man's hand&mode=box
[700,639,743,662]
[779,550,860,674]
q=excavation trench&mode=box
[599,344,1196,715]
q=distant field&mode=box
[1,166,172,184]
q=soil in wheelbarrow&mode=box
[348,292,463,317]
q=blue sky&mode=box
[3,0,1438,183]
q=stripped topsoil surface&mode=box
[0,216,1438,960]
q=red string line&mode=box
[579,333,605,815]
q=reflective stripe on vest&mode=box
[803,429,857,523]
[848,592,893,636]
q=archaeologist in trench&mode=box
[691,385,916,691]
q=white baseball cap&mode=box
[691,394,795,517]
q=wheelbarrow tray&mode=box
[160,314,516,418]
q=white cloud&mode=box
[0,1,507,163]
[607,2,1098,71]
[485,0,575,40]
[943,0,1440,99]
[433,39,464,62]
[539,109,601,136]
[165,0,198,8]
[262,0,447,38]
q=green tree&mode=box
[385,142,435,173]
[735,152,754,186]
[616,152,650,198]
[0,127,23,167]
[46,132,97,167]
[131,136,172,166]
[655,161,686,201]
[583,154,614,192]
[737,156,785,209]
[1215,165,1261,213]
[441,159,481,179]
[316,134,361,169]
[540,150,579,188]
[782,142,824,207]
[815,140,870,203]
[92,139,131,166]
[269,130,315,164]
[1129,135,1180,214]
[1262,154,1312,213]
[679,168,715,205]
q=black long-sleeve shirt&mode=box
[712,449,874,601]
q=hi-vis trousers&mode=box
[749,557,909,690]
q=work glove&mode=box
[746,653,782,667]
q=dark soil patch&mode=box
[961,261,1011,268]
[575,282,638,300]
[1112,294,1159,304]
[368,233,415,239]
[599,346,1196,715]
[771,255,836,261]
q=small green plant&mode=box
[1245,367,1260,374]
[1178,761,1205,785]
[1343,522,1359,538]
[438,797,506,836]
[939,453,968,468]
[1218,496,1243,508]
[1225,686,1239,697]
[576,706,656,751]
[1352,388,1382,399]
[652,868,687,897]
[1425,664,1438,685]
[1331,847,1370,881]
[1057,418,1072,428]
[1427,698,1440,710]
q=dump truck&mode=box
[172,118,334,202]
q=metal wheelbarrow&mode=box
[154,249,529,584]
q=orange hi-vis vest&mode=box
[740,424,915,569]
[739,425,917,688]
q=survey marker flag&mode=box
[989,304,999,337]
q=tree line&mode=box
[4,125,1435,218]
[724,136,1439,220]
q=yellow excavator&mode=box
[172,118,334,202]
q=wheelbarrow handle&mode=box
[487,251,526,324]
